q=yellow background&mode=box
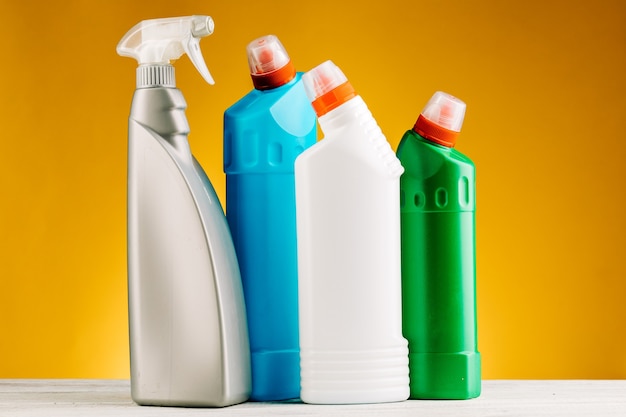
[1,0,624,379]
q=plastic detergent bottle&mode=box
[397,91,481,399]
[117,15,251,407]
[295,60,410,405]
[223,35,316,401]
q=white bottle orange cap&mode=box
[302,60,357,117]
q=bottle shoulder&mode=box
[224,73,304,118]
[398,130,475,184]
[297,99,403,179]
[130,87,189,139]
[224,73,315,140]
[397,130,475,213]
[223,73,317,175]
[397,130,474,168]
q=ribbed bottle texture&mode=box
[137,65,175,88]
[353,100,404,177]
[300,346,409,404]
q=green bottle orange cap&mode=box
[413,91,466,147]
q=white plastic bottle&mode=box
[295,60,409,404]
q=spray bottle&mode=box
[117,16,251,407]
[397,91,481,399]
[223,35,316,401]
[295,60,409,404]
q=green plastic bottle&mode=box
[397,91,480,399]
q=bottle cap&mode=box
[247,35,296,90]
[302,60,357,117]
[413,91,466,147]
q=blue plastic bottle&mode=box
[223,35,317,401]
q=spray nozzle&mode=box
[413,91,466,147]
[117,15,215,86]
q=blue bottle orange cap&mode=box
[247,35,296,90]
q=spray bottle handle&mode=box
[184,16,214,85]
[185,15,214,85]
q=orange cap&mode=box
[250,60,296,90]
[414,114,460,147]
[311,81,356,116]
[303,60,357,117]
[413,91,466,147]
[247,35,296,90]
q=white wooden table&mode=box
[0,379,624,416]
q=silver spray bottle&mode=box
[117,16,251,407]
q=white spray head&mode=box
[117,15,215,86]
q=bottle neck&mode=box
[136,64,175,88]
[311,81,357,117]
[317,95,364,133]
[413,114,458,148]
[251,61,296,91]
[412,130,452,151]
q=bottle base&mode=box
[300,346,410,404]
[250,349,300,401]
[131,384,249,408]
[409,351,481,399]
